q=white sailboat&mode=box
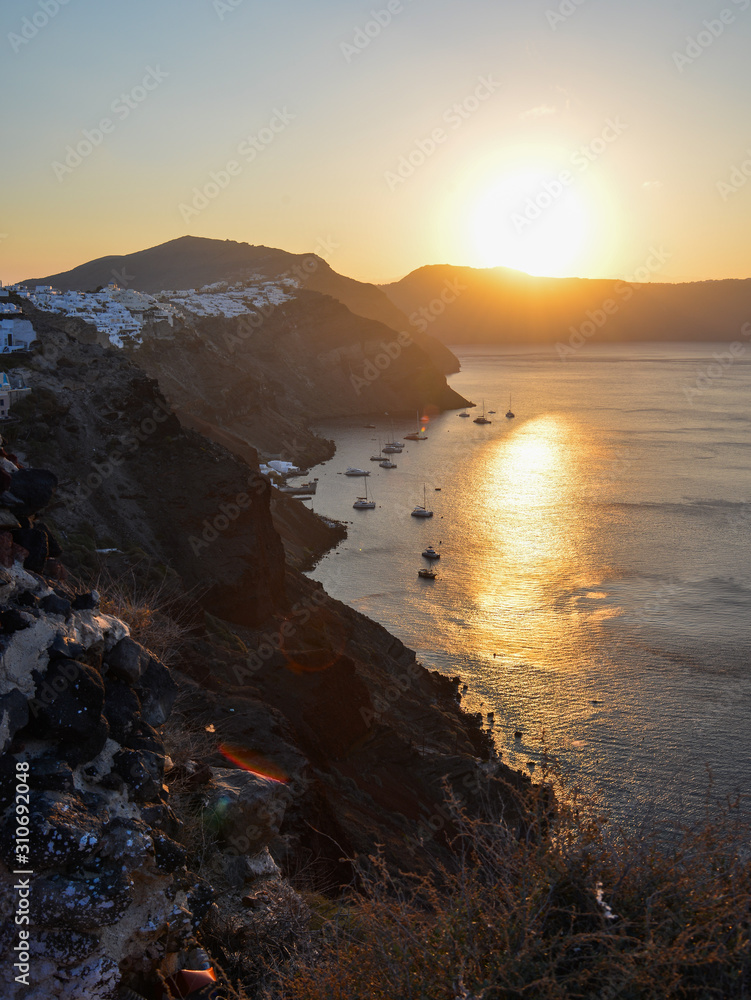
[405,409,428,440]
[411,484,433,518]
[384,417,404,449]
[473,400,492,424]
[353,480,376,509]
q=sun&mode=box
[469,169,594,277]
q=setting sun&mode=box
[469,169,595,277]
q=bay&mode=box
[304,344,751,827]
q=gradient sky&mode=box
[2,0,750,285]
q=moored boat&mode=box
[411,484,433,518]
[278,479,318,495]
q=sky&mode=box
[1,0,750,286]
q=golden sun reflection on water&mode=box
[465,415,605,667]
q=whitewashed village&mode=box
[3,277,297,346]
[0,279,303,478]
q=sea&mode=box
[303,344,751,829]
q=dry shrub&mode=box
[84,562,200,666]
[270,776,750,1000]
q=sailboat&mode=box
[384,417,404,450]
[404,410,428,440]
[370,438,384,460]
[473,400,492,424]
[353,480,376,509]
[411,484,433,518]
[505,394,515,419]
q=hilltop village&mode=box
[3,277,297,349]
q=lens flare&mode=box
[219,744,289,783]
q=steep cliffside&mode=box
[127,290,466,468]
[0,307,529,998]
[25,234,461,374]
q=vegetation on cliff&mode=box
[272,778,750,1000]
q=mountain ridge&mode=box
[23,235,460,374]
[381,263,751,346]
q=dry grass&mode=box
[267,775,751,1000]
[83,562,201,666]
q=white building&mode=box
[0,318,36,352]
[0,372,31,419]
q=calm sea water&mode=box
[305,344,751,827]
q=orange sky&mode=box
[2,1,750,286]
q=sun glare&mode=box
[469,170,594,277]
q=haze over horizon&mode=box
[2,0,750,286]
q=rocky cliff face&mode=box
[0,306,529,999]
[128,290,467,470]
[8,304,288,629]
[0,517,300,999]
[24,234,461,375]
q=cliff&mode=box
[24,234,460,374]
[0,303,529,998]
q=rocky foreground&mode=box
[0,315,529,998]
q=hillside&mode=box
[19,275,468,472]
[24,235,460,373]
[381,264,751,347]
[0,309,528,998]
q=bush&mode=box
[85,561,198,666]
[270,777,750,1000]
